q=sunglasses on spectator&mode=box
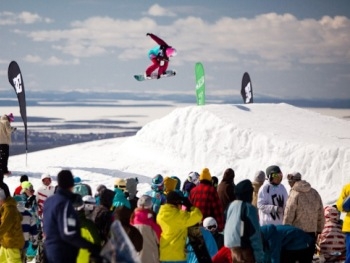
[271,173,281,178]
[207,225,217,231]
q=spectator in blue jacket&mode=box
[43,170,101,263]
[224,179,264,263]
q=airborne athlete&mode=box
[144,33,177,79]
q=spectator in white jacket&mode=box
[257,165,288,226]
[36,173,55,220]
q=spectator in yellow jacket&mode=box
[0,188,25,263]
[336,183,350,263]
[157,191,202,263]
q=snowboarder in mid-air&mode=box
[145,33,177,79]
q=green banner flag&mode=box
[195,62,205,105]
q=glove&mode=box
[182,197,192,211]
[146,33,151,36]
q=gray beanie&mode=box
[137,195,153,209]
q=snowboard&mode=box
[134,70,176,81]
[187,226,213,263]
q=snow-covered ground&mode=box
[4,103,350,206]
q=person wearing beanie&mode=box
[125,177,139,211]
[90,188,115,244]
[0,113,16,175]
[252,170,265,208]
[283,171,324,262]
[43,170,102,263]
[189,168,225,232]
[317,205,345,262]
[157,191,202,263]
[217,168,236,216]
[163,176,178,195]
[182,171,200,198]
[224,179,264,263]
[257,165,288,226]
[286,172,302,188]
[36,173,55,220]
[200,168,212,182]
[14,174,29,196]
[131,194,162,263]
[0,187,25,263]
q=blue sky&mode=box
[0,0,350,101]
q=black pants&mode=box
[0,144,9,173]
[281,248,311,263]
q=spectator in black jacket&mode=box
[43,170,101,263]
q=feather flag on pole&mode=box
[8,61,28,161]
[195,62,206,105]
[241,72,253,104]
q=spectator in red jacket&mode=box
[189,168,224,231]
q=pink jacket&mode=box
[131,208,161,240]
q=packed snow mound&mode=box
[8,103,350,205]
[115,103,350,204]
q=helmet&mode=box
[188,172,200,185]
[203,217,218,231]
[151,174,164,192]
[166,47,177,57]
[114,178,127,191]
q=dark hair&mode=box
[20,175,29,183]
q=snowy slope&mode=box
[7,103,350,205]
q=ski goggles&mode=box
[206,225,217,231]
[271,173,282,179]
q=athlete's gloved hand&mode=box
[146,33,151,36]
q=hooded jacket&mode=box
[131,208,161,263]
[0,115,13,145]
[317,205,345,258]
[224,200,264,263]
[283,180,324,233]
[0,196,25,249]
[217,168,235,212]
[337,183,350,232]
[157,203,202,261]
